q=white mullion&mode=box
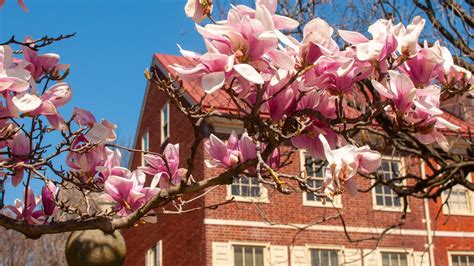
[253,247,256,266]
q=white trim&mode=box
[160,102,170,145]
[145,240,162,266]
[372,156,409,212]
[448,251,474,266]
[441,173,474,216]
[141,131,149,166]
[299,150,342,208]
[226,176,269,203]
[420,159,435,266]
[203,218,474,238]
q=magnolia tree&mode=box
[0,0,472,239]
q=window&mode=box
[451,254,474,266]
[442,175,474,215]
[233,245,265,266]
[373,158,404,210]
[161,103,169,144]
[381,252,408,266]
[141,131,149,166]
[310,249,339,266]
[145,240,162,266]
[302,152,341,207]
[231,175,261,198]
[227,175,269,202]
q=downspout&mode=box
[421,159,435,266]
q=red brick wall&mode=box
[432,237,474,266]
[204,146,427,231]
[204,225,428,266]
[122,73,206,266]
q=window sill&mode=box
[226,195,270,204]
[303,200,342,208]
[372,205,410,213]
[442,209,474,216]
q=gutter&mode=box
[421,159,435,266]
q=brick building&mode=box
[121,54,474,266]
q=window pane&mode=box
[382,252,407,266]
[254,248,264,266]
[376,195,384,206]
[244,247,253,266]
[385,196,393,206]
[330,251,339,266]
[311,250,320,266]
[234,246,243,266]
[311,249,338,266]
[320,251,329,265]
[382,253,390,266]
[231,176,260,198]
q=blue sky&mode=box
[0,0,205,203]
[1,0,204,142]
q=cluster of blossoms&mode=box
[0,37,186,222]
[205,131,280,170]
[177,0,472,198]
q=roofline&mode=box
[153,53,198,106]
[129,56,159,169]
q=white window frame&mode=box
[377,248,414,266]
[230,241,271,266]
[141,130,149,166]
[442,174,474,216]
[145,240,162,266]
[305,244,344,266]
[226,175,269,203]
[372,156,408,212]
[300,150,342,208]
[160,102,170,144]
[448,251,474,266]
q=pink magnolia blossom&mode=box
[400,44,443,87]
[185,0,213,23]
[171,52,235,94]
[2,188,45,224]
[73,107,97,126]
[22,36,69,81]
[232,0,299,31]
[205,131,239,168]
[292,90,339,159]
[319,134,381,199]
[140,143,188,189]
[410,85,460,151]
[66,134,107,181]
[26,82,72,130]
[7,132,30,187]
[304,55,371,94]
[0,45,30,93]
[264,75,297,121]
[339,19,397,62]
[103,170,158,216]
[371,70,417,114]
[431,41,473,86]
[41,181,58,216]
[238,132,257,162]
[392,16,425,57]
[96,148,123,182]
[85,119,117,144]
